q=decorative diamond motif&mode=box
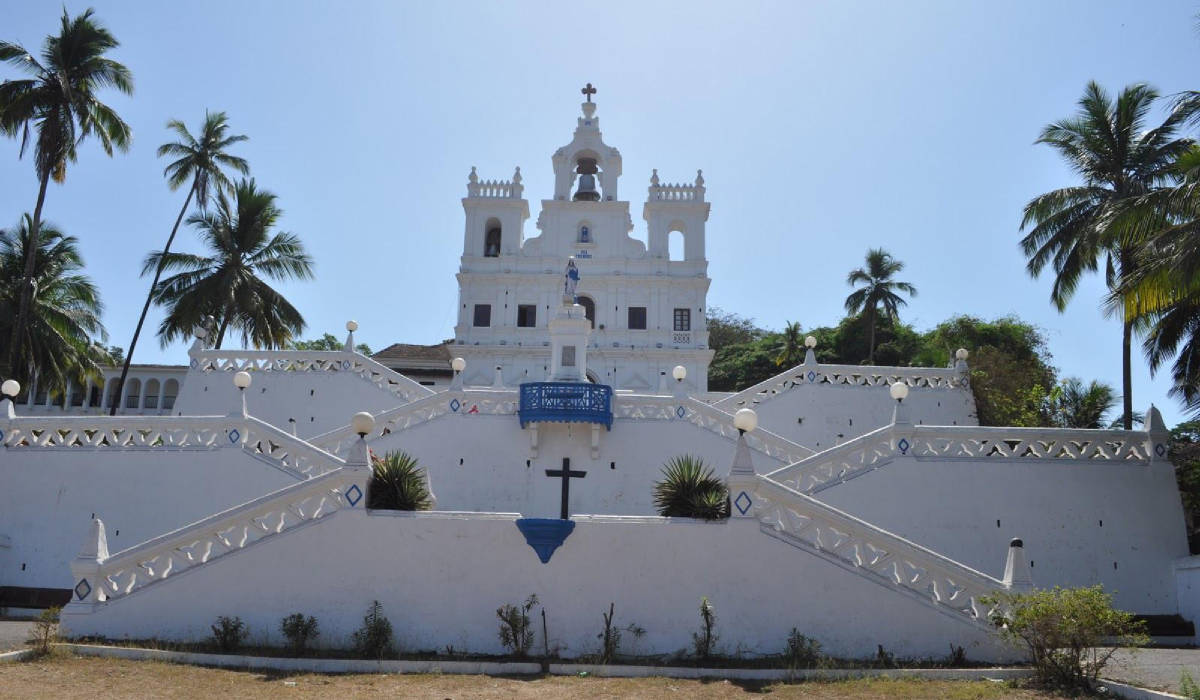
[341,360,351,370]
[1155,443,1167,458]
[345,483,363,507]
[228,428,241,444]
[74,578,92,601]
[450,398,461,413]
[734,491,753,515]
[897,438,910,455]
[675,405,686,419]
[807,370,816,383]
[189,358,199,369]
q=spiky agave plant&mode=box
[366,450,432,511]
[653,455,729,520]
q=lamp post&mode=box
[803,335,817,364]
[889,380,910,427]
[729,407,758,517]
[451,357,466,391]
[344,320,359,353]
[233,371,251,416]
[1,379,19,419]
[672,365,687,398]
[349,411,376,469]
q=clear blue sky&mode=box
[1,1,1198,426]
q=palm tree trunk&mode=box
[110,182,197,416]
[5,172,51,381]
[1122,318,1133,431]
[214,308,232,350]
[868,308,877,364]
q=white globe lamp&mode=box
[451,357,466,373]
[346,320,358,332]
[1,379,19,398]
[804,335,817,348]
[889,381,909,403]
[955,348,969,361]
[233,371,252,390]
[672,365,687,382]
[734,408,758,434]
[352,411,375,438]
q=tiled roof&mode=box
[371,343,452,366]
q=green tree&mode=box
[774,320,803,367]
[1168,421,1200,554]
[0,215,111,397]
[111,111,249,415]
[0,7,132,382]
[1019,82,1193,429]
[146,179,314,349]
[288,332,372,355]
[844,248,917,364]
[1049,377,1116,429]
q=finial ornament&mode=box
[468,166,478,184]
[650,169,659,186]
[581,82,597,103]
[512,166,522,183]
[695,169,704,186]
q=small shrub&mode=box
[496,594,538,657]
[983,585,1148,690]
[783,628,822,669]
[597,602,645,665]
[31,607,60,655]
[691,597,719,660]
[280,613,319,656]
[352,600,394,659]
[1181,670,1200,700]
[653,456,728,519]
[367,451,433,511]
[210,615,247,653]
[875,644,895,668]
[946,643,967,666]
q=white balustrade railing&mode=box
[311,390,519,457]
[612,396,815,464]
[649,184,703,202]
[79,468,357,603]
[749,477,1004,625]
[189,349,435,404]
[765,423,1155,495]
[715,362,967,410]
[467,179,521,199]
[1,414,344,480]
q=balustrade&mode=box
[717,362,967,410]
[518,382,613,429]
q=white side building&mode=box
[452,94,714,392]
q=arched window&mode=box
[144,379,160,409]
[577,295,596,329]
[668,228,685,261]
[105,378,120,409]
[484,218,502,257]
[163,379,180,410]
[578,224,591,243]
[125,378,141,409]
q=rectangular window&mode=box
[628,306,647,330]
[517,304,537,328]
[473,304,491,327]
[674,308,691,332]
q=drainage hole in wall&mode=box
[459,458,464,466]
[610,462,616,470]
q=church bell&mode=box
[573,157,601,201]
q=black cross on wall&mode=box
[545,457,586,520]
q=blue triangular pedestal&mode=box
[515,518,576,564]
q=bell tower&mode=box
[551,84,623,202]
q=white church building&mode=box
[0,88,1196,662]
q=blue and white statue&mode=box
[563,257,580,302]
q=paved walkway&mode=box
[0,620,32,652]
[1103,648,1200,695]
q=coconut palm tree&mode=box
[774,320,804,368]
[1050,377,1117,429]
[110,112,248,415]
[0,7,132,381]
[1019,82,1193,429]
[0,214,110,395]
[146,179,313,349]
[844,249,916,364]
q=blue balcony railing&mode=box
[518,382,613,430]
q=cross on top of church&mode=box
[581,83,596,103]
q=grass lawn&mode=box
[0,654,1061,699]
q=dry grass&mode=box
[0,655,1061,699]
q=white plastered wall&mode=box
[62,513,1014,662]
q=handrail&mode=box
[715,361,966,410]
[188,349,436,405]
[764,422,1154,495]
[750,476,1003,625]
[1,413,345,480]
[83,468,355,602]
